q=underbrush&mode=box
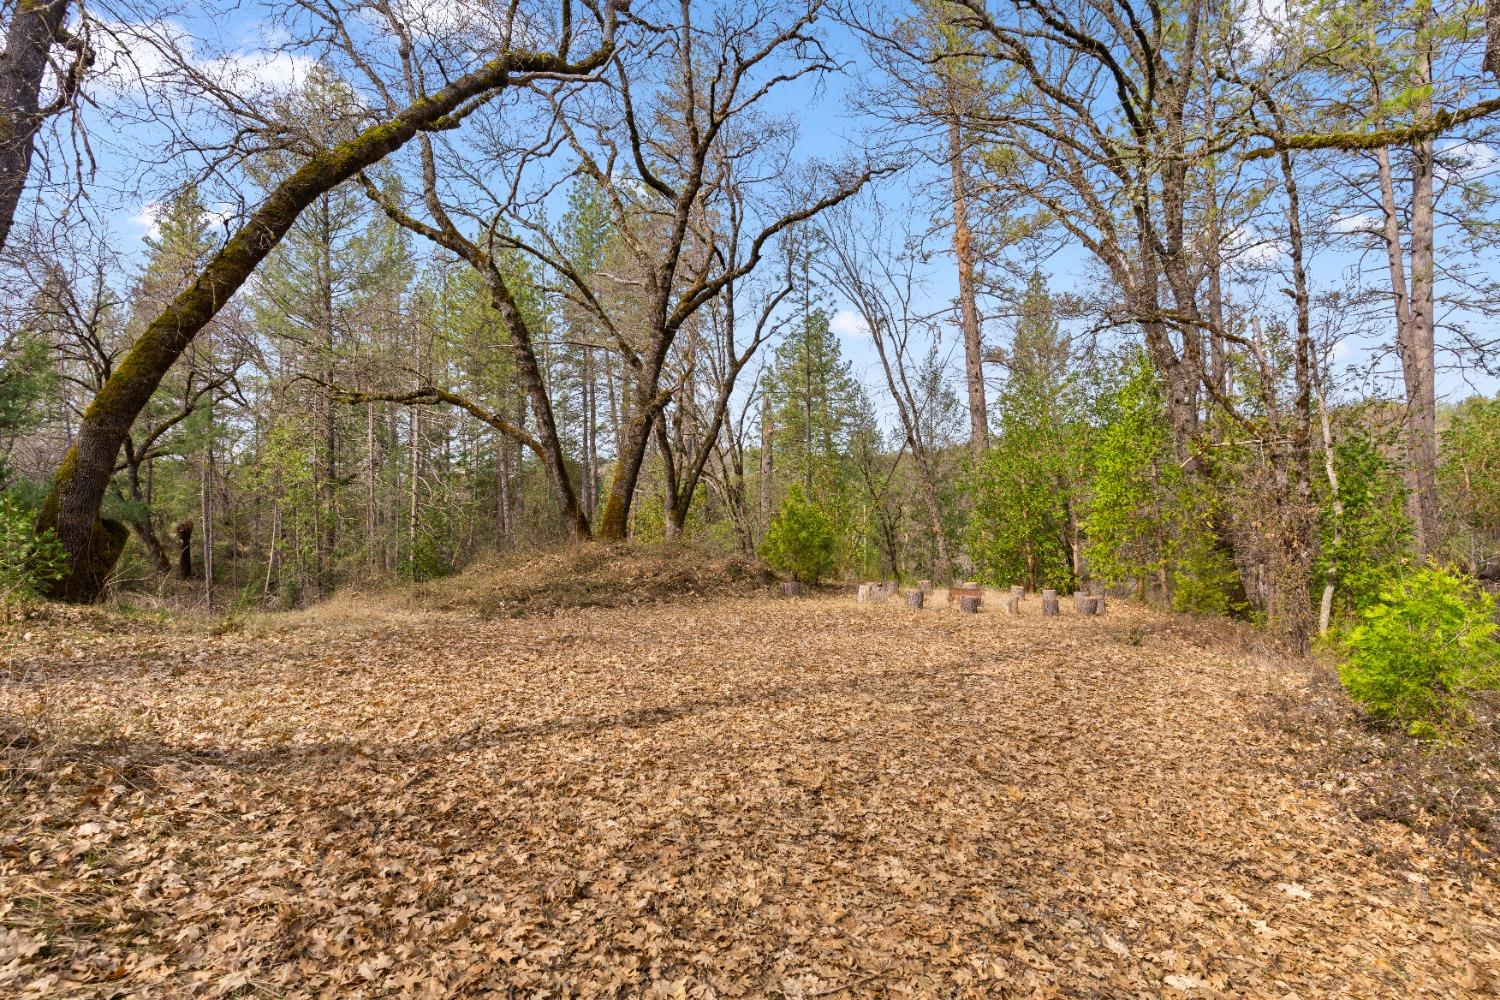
[280,541,777,625]
[1266,658,1499,881]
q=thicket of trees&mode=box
[1,0,1499,662]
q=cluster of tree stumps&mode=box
[839,578,1109,617]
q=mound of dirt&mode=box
[401,542,777,618]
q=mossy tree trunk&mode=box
[38,27,618,601]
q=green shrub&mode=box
[1338,567,1500,737]
[0,494,67,601]
[761,485,836,584]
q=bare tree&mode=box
[817,194,956,581]
[501,0,882,540]
[39,0,622,600]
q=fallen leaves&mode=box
[1,585,1498,996]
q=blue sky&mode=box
[82,1,1499,427]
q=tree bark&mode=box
[175,520,193,580]
[38,21,618,601]
[0,0,81,256]
[946,109,987,458]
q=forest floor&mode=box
[2,552,1498,997]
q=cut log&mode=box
[1003,593,1021,615]
[1093,593,1107,615]
[1074,591,1088,613]
[883,580,899,597]
[906,590,925,610]
[947,583,982,605]
[959,595,980,614]
[1009,584,1024,600]
[782,581,802,597]
[857,583,872,602]
[1042,588,1059,616]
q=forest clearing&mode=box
[3,549,1497,997]
[5,0,1500,995]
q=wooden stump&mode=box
[782,581,802,597]
[1092,593,1107,615]
[1009,585,1024,600]
[959,595,981,614]
[906,590,925,610]
[175,520,194,580]
[883,580,899,597]
[1003,593,1021,615]
[947,583,982,606]
[1042,588,1059,616]
[1073,591,1088,613]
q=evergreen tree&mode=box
[766,304,857,505]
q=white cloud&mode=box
[1238,0,1291,57]
[1439,140,1500,182]
[129,201,163,240]
[128,200,236,243]
[90,19,315,98]
[830,309,870,338]
[1329,212,1380,235]
[1226,225,1286,266]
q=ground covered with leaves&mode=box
[3,572,1498,996]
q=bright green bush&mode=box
[1338,567,1500,737]
[761,485,836,584]
[0,494,67,601]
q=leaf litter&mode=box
[2,577,1498,997]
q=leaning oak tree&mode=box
[39,0,622,601]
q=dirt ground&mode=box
[3,584,1498,997]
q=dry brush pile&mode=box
[2,579,1498,997]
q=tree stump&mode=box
[1003,593,1021,615]
[857,583,873,602]
[948,583,982,606]
[174,520,194,580]
[1074,591,1088,613]
[906,590,925,610]
[883,580,899,597]
[1009,585,1024,600]
[1042,588,1059,616]
[782,581,802,597]
[959,595,981,614]
[1092,593,1107,615]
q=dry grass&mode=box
[2,565,1497,996]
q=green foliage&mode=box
[1169,496,1243,615]
[0,494,67,601]
[1085,352,1178,591]
[1317,426,1413,619]
[402,509,456,584]
[966,272,1086,591]
[1440,395,1500,570]
[760,485,836,584]
[767,305,858,503]
[0,331,55,454]
[1338,567,1500,737]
